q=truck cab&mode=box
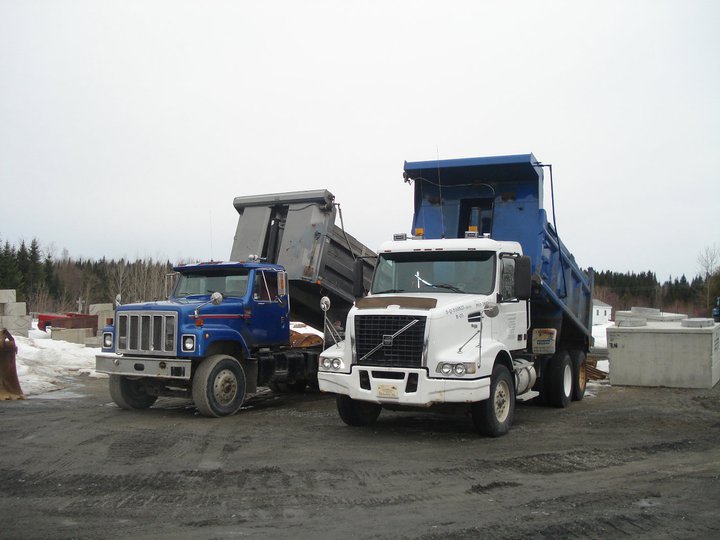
[96,261,292,416]
[318,233,532,436]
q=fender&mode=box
[479,340,512,376]
[196,323,251,359]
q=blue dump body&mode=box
[404,153,593,347]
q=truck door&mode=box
[249,269,290,346]
[495,254,528,351]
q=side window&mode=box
[253,271,279,302]
[500,256,515,301]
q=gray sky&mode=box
[1,0,718,281]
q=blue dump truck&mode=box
[318,154,594,436]
[96,190,374,417]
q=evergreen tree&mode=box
[0,241,22,290]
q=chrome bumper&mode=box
[95,354,192,380]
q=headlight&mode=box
[320,357,343,371]
[437,362,476,376]
[182,335,195,352]
[103,333,113,348]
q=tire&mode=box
[471,364,515,437]
[192,355,246,417]
[336,395,382,427]
[109,375,158,410]
[544,350,573,408]
[569,350,587,401]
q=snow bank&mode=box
[13,324,104,396]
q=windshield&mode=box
[173,269,250,299]
[371,250,495,295]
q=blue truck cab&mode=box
[95,261,316,417]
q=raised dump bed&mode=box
[231,189,375,329]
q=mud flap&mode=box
[0,329,25,400]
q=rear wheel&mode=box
[544,350,573,408]
[471,364,515,437]
[570,350,587,401]
[336,395,382,426]
[192,355,246,417]
[109,375,157,410]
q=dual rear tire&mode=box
[543,349,587,407]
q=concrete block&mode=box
[617,308,686,323]
[682,318,715,328]
[89,303,113,316]
[84,336,102,348]
[51,328,94,345]
[95,309,116,332]
[0,290,17,304]
[0,315,32,338]
[0,302,27,316]
[607,322,720,389]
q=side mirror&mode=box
[320,296,331,312]
[467,301,499,322]
[483,301,500,318]
[514,256,532,301]
[195,292,223,318]
[352,259,365,298]
[115,294,122,308]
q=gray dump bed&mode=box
[230,189,375,329]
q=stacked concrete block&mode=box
[52,328,96,345]
[89,303,115,331]
[607,309,720,389]
[86,303,114,347]
[0,290,31,338]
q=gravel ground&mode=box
[1,376,719,539]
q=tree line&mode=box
[0,237,174,314]
[1,237,719,318]
[592,244,720,317]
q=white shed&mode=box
[592,299,612,325]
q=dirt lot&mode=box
[1,376,719,540]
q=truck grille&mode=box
[354,315,427,368]
[115,311,177,356]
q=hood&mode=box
[356,293,491,315]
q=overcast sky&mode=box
[1,0,718,281]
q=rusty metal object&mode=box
[289,330,323,348]
[0,328,25,400]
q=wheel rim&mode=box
[494,379,511,423]
[213,369,238,406]
[563,364,572,397]
[578,362,586,391]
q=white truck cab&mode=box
[318,233,536,436]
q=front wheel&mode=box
[336,395,382,426]
[471,364,515,437]
[109,375,158,410]
[192,355,246,417]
